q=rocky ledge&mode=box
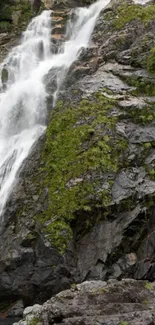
[13,279,155,325]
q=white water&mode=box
[133,0,150,4]
[0,0,110,216]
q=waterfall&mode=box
[0,0,110,216]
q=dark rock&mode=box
[1,0,155,312]
[7,300,24,317]
[31,0,42,13]
[1,66,8,89]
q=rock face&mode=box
[13,279,155,325]
[1,0,155,320]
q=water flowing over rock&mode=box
[0,0,112,312]
[0,10,51,216]
[1,0,155,322]
[0,0,109,216]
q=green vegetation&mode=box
[147,47,155,74]
[143,142,152,149]
[0,1,33,33]
[144,282,153,290]
[112,2,155,30]
[148,168,155,180]
[0,1,13,32]
[0,3,12,22]
[29,317,40,325]
[124,104,155,125]
[121,75,155,96]
[0,21,11,32]
[27,232,37,240]
[20,2,32,21]
[142,299,148,305]
[71,283,77,290]
[15,2,33,30]
[40,94,128,252]
[119,322,129,325]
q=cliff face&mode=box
[0,0,155,321]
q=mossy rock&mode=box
[28,317,41,325]
[0,1,34,33]
[39,93,128,252]
[0,4,13,22]
[0,21,12,32]
[110,2,155,30]
[120,75,155,96]
[147,47,155,74]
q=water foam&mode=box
[0,0,110,216]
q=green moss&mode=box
[0,1,33,33]
[148,168,155,180]
[73,89,79,94]
[112,2,155,30]
[27,232,37,240]
[0,21,11,32]
[29,317,40,325]
[102,87,114,95]
[122,75,155,96]
[99,287,107,293]
[142,299,149,305]
[40,94,128,252]
[71,283,77,290]
[147,47,155,74]
[119,322,129,325]
[0,4,12,22]
[143,142,152,149]
[144,282,153,290]
[124,105,155,125]
[130,34,154,69]
[116,197,135,213]
[17,2,33,29]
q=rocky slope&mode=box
[13,279,155,325]
[0,0,155,322]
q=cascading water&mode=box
[0,0,110,217]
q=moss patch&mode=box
[0,21,12,32]
[121,75,155,96]
[147,47,155,74]
[29,317,41,325]
[111,2,155,30]
[40,94,128,252]
[0,1,33,33]
[0,3,13,22]
[124,104,155,125]
[144,282,153,290]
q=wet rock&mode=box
[7,300,24,318]
[1,66,8,89]
[78,64,132,94]
[1,0,155,311]
[0,137,74,306]
[32,0,42,13]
